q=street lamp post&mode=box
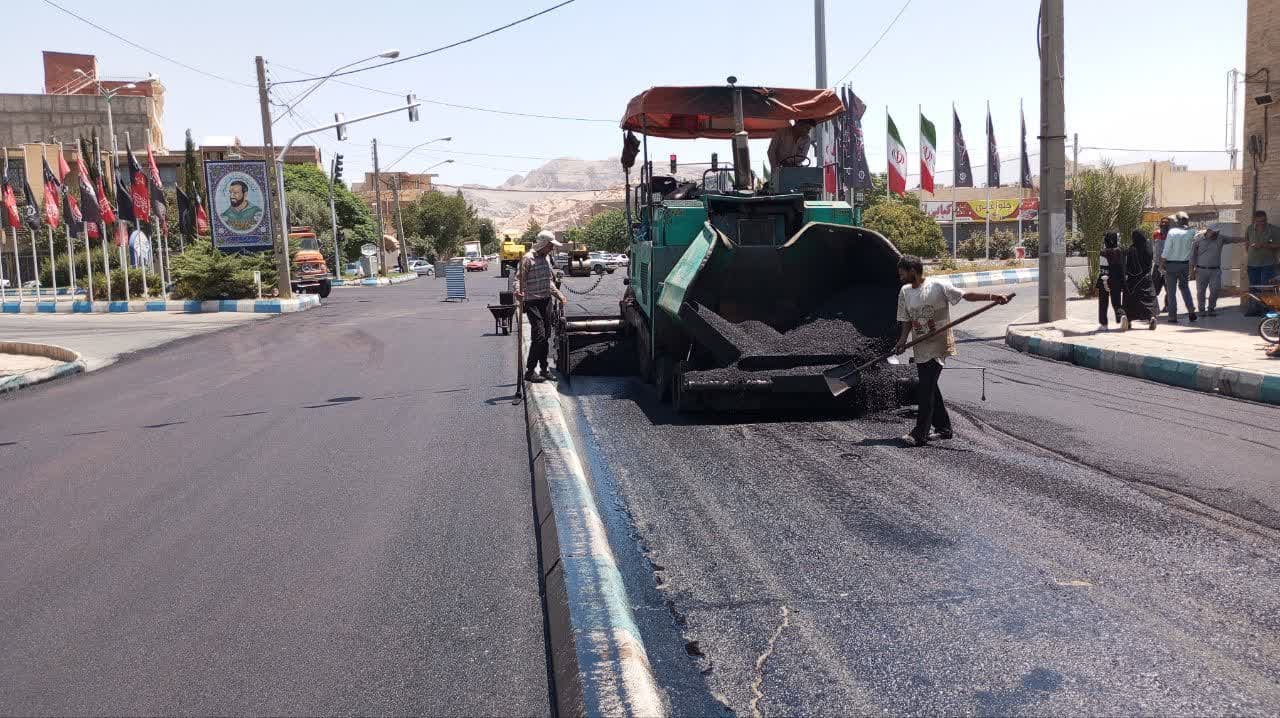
[383,136,452,172]
[380,159,453,271]
[254,50,411,298]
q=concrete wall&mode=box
[1239,0,1280,289]
[0,93,153,150]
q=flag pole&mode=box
[110,136,128,293]
[1017,98,1024,255]
[951,103,958,258]
[985,100,992,261]
[138,223,149,299]
[9,227,20,304]
[30,226,39,300]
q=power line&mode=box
[40,0,254,88]
[832,0,914,85]
[271,62,613,123]
[433,183,617,193]
[1080,146,1227,154]
[272,0,580,86]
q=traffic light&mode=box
[333,153,344,183]
[334,112,348,141]
[407,94,419,123]
[669,154,677,173]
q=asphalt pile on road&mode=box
[684,285,907,411]
[562,334,637,376]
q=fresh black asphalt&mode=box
[0,276,549,716]
[558,275,1280,715]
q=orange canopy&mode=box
[620,85,844,140]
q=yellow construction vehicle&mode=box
[499,236,527,278]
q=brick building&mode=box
[352,171,438,222]
[0,52,165,150]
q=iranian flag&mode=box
[886,112,908,196]
[920,112,937,193]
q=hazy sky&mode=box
[9,0,1247,188]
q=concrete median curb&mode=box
[0,295,321,314]
[1005,325,1280,405]
[334,273,419,287]
[0,342,86,393]
[936,267,1038,288]
[521,322,665,717]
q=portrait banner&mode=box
[204,160,273,251]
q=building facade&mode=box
[1237,0,1278,288]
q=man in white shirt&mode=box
[894,255,1010,447]
[1160,211,1198,323]
[766,120,816,172]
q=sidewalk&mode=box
[1006,294,1280,404]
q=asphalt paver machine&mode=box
[558,79,912,412]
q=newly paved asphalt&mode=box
[558,274,1280,715]
[0,276,550,715]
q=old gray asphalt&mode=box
[558,275,1280,715]
[0,277,549,715]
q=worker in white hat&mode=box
[513,230,566,382]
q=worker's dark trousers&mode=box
[913,359,951,440]
[1097,277,1124,326]
[524,297,552,372]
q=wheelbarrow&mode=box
[488,303,518,335]
[823,293,1014,397]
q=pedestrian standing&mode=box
[1245,210,1280,316]
[1160,211,1197,323]
[1191,226,1244,316]
[1152,216,1171,307]
[1121,229,1160,330]
[1097,231,1126,330]
[513,231,566,383]
[893,255,1009,447]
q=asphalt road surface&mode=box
[0,276,550,716]
[556,275,1280,715]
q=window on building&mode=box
[1234,184,1243,201]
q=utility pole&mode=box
[1038,0,1066,322]
[256,56,292,298]
[391,174,407,273]
[1227,68,1240,170]
[371,138,386,277]
[813,0,828,193]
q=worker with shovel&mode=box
[514,231,567,383]
[894,255,1010,447]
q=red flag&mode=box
[95,175,117,226]
[127,138,151,225]
[75,151,102,225]
[1,168,19,229]
[57,151,72,183]
[88,222,100,239]
[42,158,62,227]
[146,143,167,225]
[195,193,210,235]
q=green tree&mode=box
[581,209,628,253]
[282,163,376,262]
[405,190,474,260]
[863,172,920,210]
[519,218,543,244]
[170,238,278,299]
[182,129,204,200]
[862,202,947,258]
[1073,162,1149,294]
[475,217,499,254]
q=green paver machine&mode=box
[558,79,907,411]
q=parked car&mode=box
[610,253,630,267]
[465,258,489,272]
[409,259,435,276]
[343,262,365,278]
[588,252,619,274]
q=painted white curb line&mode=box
[521,319,666,717]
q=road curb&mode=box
[1005,325,1280,405]
[0,341,85,393]
[334,273,419,287]
[0,295,321,314]
[521,324,665,717]
[936,267,1037,288]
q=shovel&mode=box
[823,292,1014,397]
